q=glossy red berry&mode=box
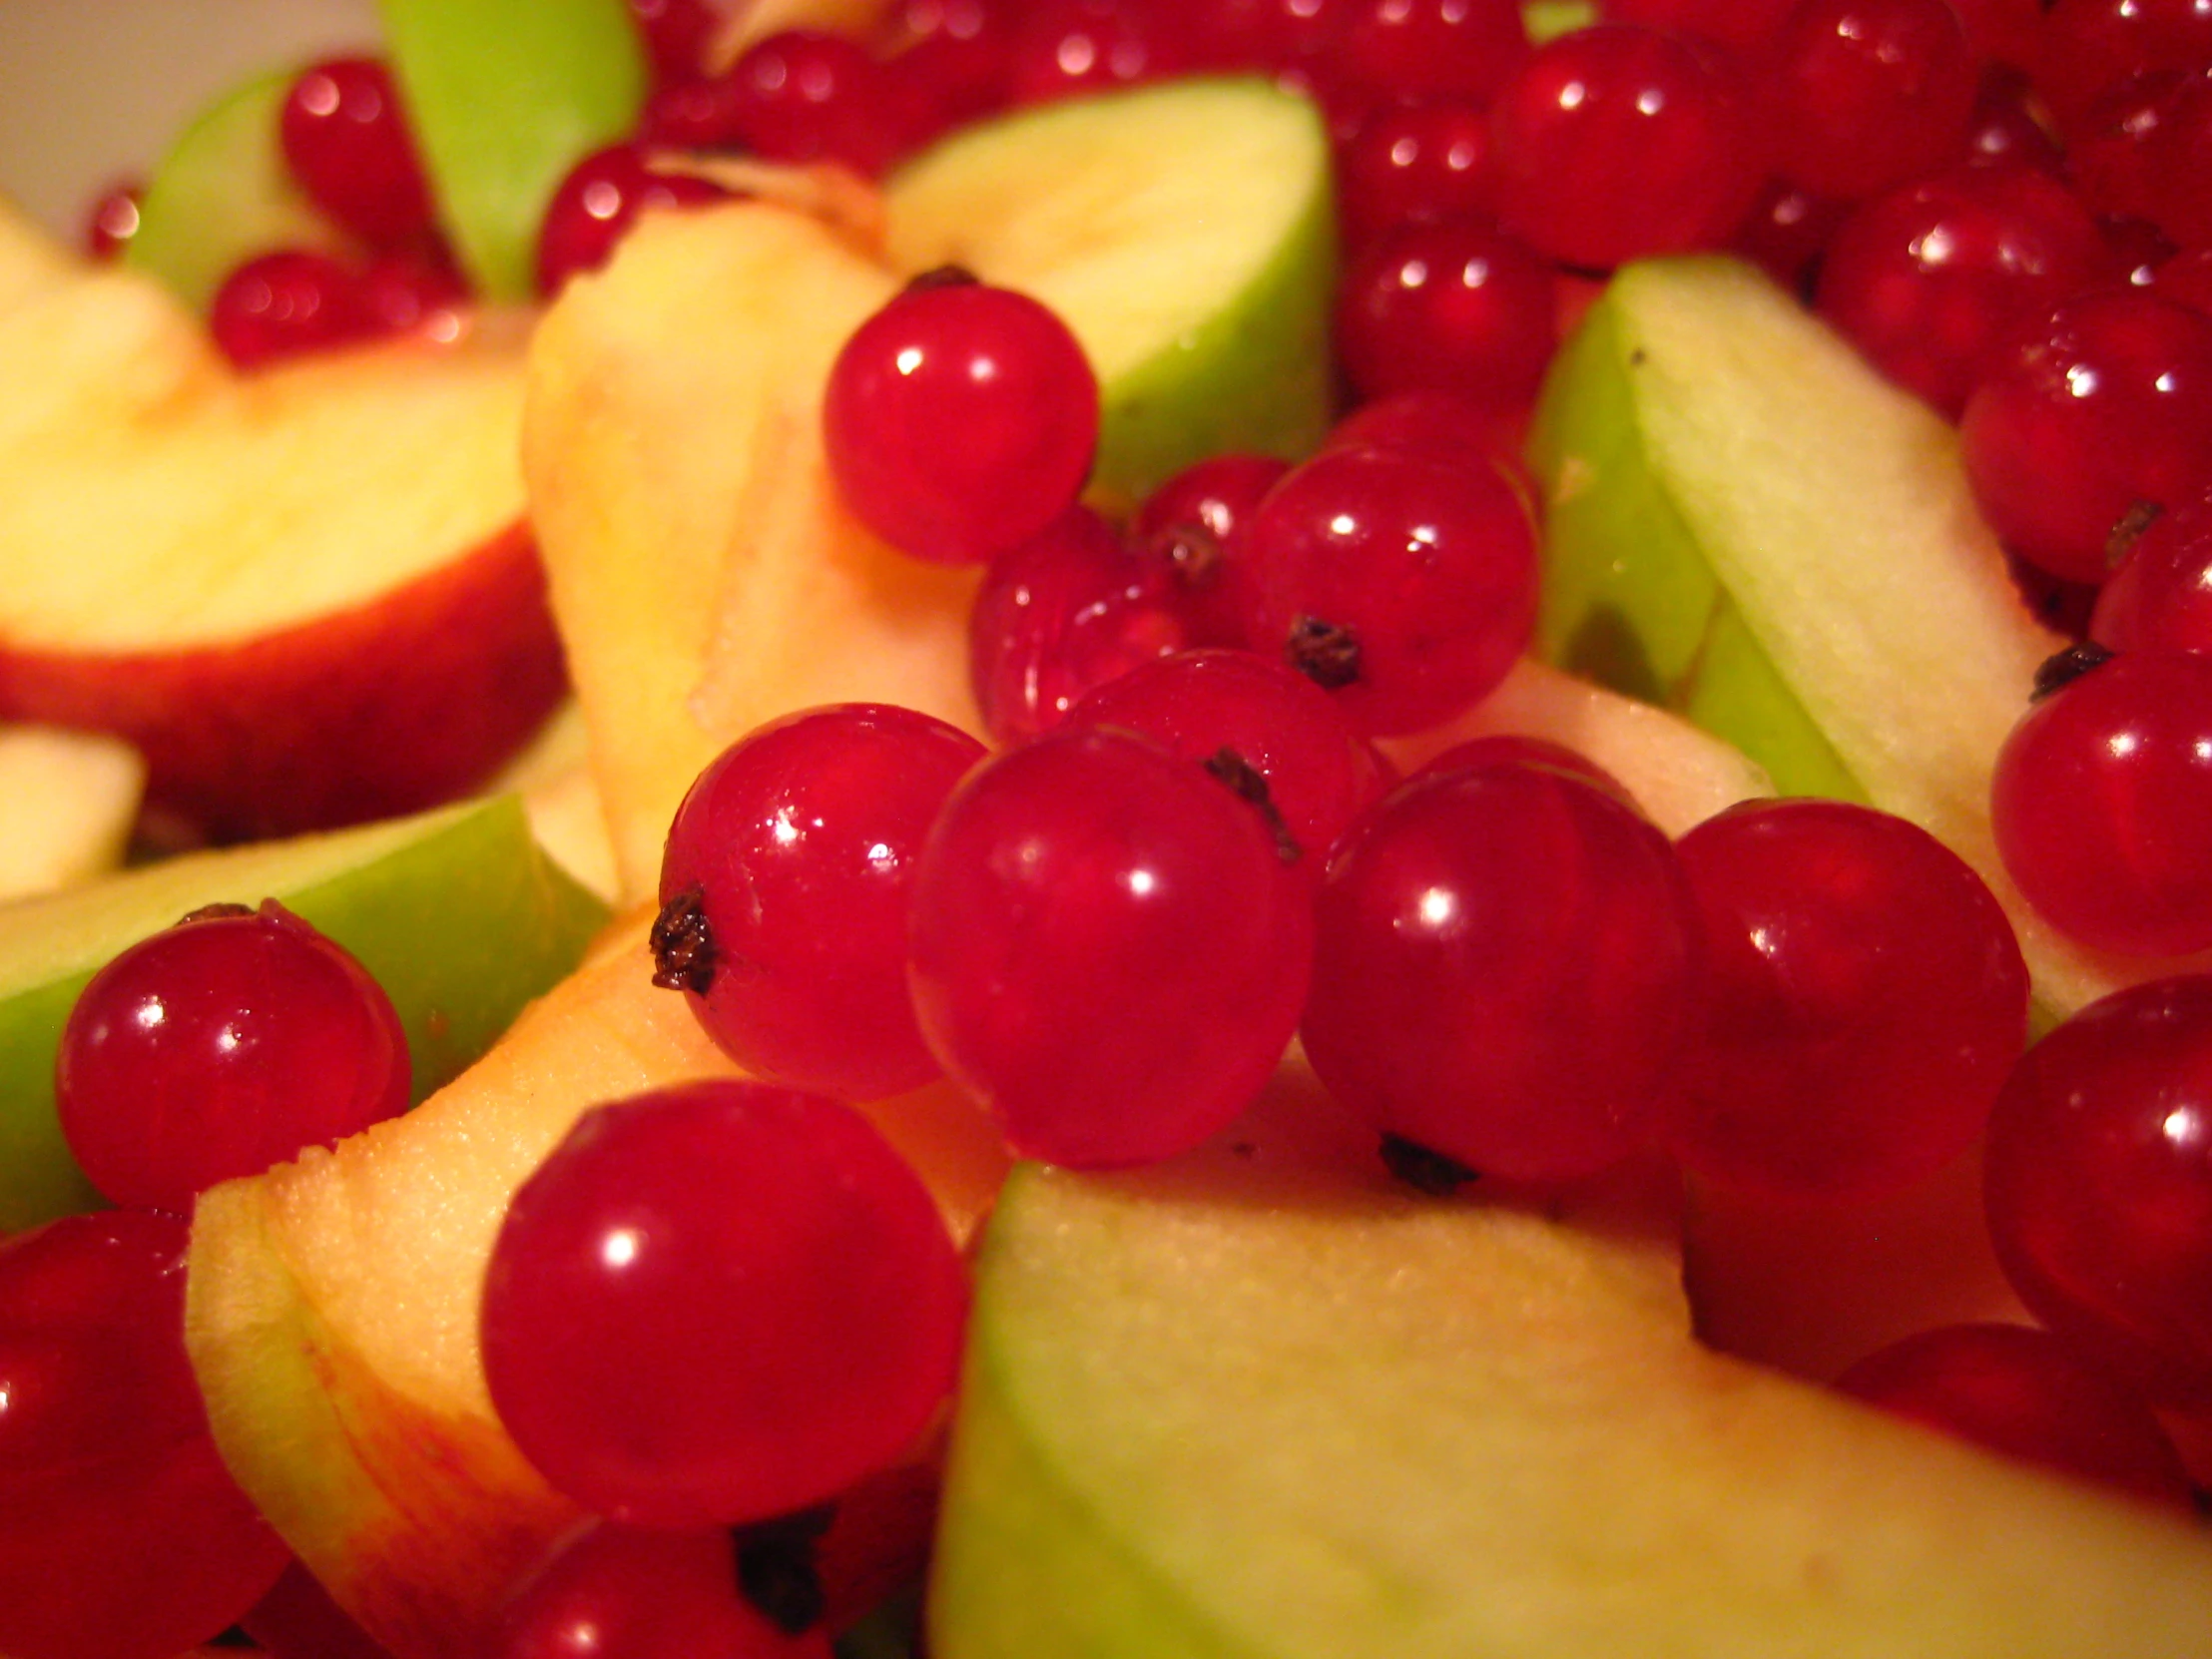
[209,250,369,368]
[1668,800,2029,1202]
[279,57,435,247]
[1762,0,1978,204]
[1992,648,2212,957]
[57,899,411,1214]
[1488,23,1765,272]
[1333,216,1559,411]
[481,1080,968,1528]
[907,727,1315,1167]
[825,274,1098,565]
[657,704,986,1101]
[535,143,730,295]
[1984,973,2212,1405]
[1302,758,1703,1183]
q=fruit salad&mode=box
[8,0,2212,1655]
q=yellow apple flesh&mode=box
[0,207,562,841]
[0,726,144,902]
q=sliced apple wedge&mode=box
[0,793,605,1231]
[0,206,562,841]
[882,76,1337,507]
[1530,256,2208,1019]
[186,904,1008,1658]
[932,1066,2212,1658]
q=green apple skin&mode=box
[376,0,647,301]
[1526,255,2212,1019]
[125,69,357,310]
[930,1063,2212,1659]
[883,77,1337,508]
[0,793,607,1231]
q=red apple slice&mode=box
[0,207,561,841]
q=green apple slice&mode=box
[126,68,358,310]
[931,1065,2212,1659]
[1527,255,2208,1019]
[377,0,648,301]
[882,75,1337,507]
[0,793,607,1231]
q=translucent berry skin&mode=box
[82,179,142,262]
[1960,291,2212,586]
[659,704,986,1101]
[1333,217,1559,411]
[495,1523,831,1659]
[1814,163,2111,419]
[2089,487,2212,654]
[906,727,1315,1168]
[0,1211,289,1659]
[1991,649,2212,958]
[1068,647,1389,863]
[1324,0,1531,120]
[1487,23,1765,273]
[967,506,1192,746]
[1984,975,2212,1406]
[56,899,411,1214]
[1241,445,1539,736]
[1301,760,1703,1182]
[480,1080,968,1528]
[717,30,910,177]
[278,57,435,248]
[209,250,368,369]
[1668,800,2028,1202]
[535,144,729,296]
[1762,0,1978,204]
[1336,95,1498,254]
[2031,0,2212,132]
[1836,1322,2197,1510]
[825,278,1099,565]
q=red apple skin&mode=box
[0,519,565,842]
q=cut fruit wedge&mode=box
[883,75,1337,506]
[377,0,648,300]
[186,903,1008,1658]
[1529,255,2208,1019]
[931,1062,2212,1658]
[126,68,357,309]
[0,205,561,840]
[0,793,605,1231]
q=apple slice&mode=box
[0,205,563,841]
[931,1064,2212,1658]
[1529,255,2208,1019]
[377,0,647,300]
[0,792,606,1232]
[187,904,1008,1658]
[0,725,145,902]
[126,68,358,309]
[882,75,1336,508]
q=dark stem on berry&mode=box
[905,263,980,292]
[1379,1133,1479,1197]
[1202,747,1303,864]
[1287,614,1361,690]
[730,1504,835,1634]
[2031,641,2117,702]
[1141,518,1224,593]
[649,883,718,994]
[177,901,256,925]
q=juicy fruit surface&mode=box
[1529,255,2212,1017]
[882,76,1336,503]
[933,1072,2212,1659]
[0,794,605,1231]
